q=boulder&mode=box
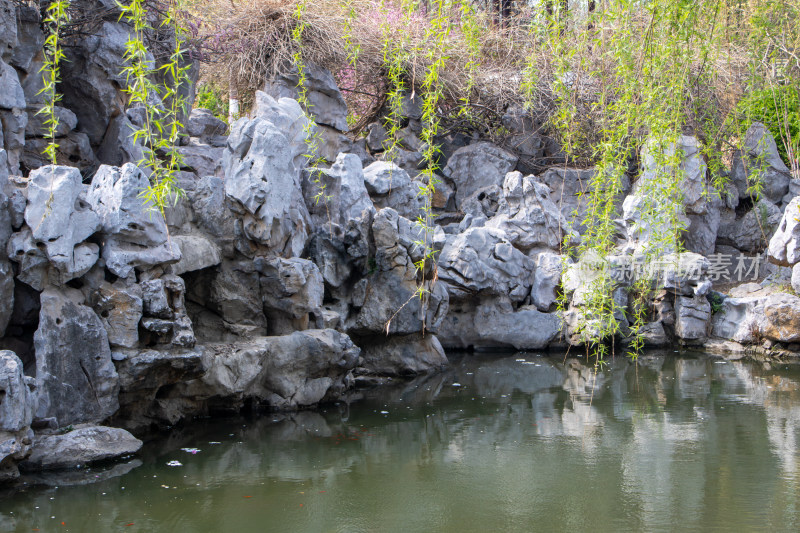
[96,113,145,167]
[438,297,561,350]
[674,294,711,341]
[170,233,221,275]
[731,122,792,204]
[6,227,50,290]
[186,108,228,142]
[24,165,101,282]
[0,0,17,61]
[20,426,142,471]
[183,260,267,340]
[34,288,119,426]
[358,334,448,376]
[25,105,77,138]
[768,196,800,266]
[175,141,223,178]
[443,142,518,209]
[256,256,324,334]
[531,251,564,312]
[139,275,195,347]
[59,20,132,145]
[438,226,534,302]
[363,161,423,220]
[222,93,311,256]
[263,62,348,132]
[0,350,35,482]
[728,199,781,253]
[485,171,572,250]
[87,163,181,278]
[86,279,143,349]
[760,293,800,343]
[0,351,35,433]
[195,329,360,409]
[623,136,711,252]
[539,167,630,235]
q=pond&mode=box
[2,351,800,532]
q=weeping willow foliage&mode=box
[38,0,71,166]
[118,0,192,216]
[268,0,797,350]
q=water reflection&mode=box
[1,352,799,532]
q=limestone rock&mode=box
[0,351,35,433]
[768,196,800,266]
[256,256,324,334]
[443,142,518,209]
[24,165,101,282]
[363,161,423,220]
[21,426,141,471]
[59,20,132,145]
[729,199,781,253]
[171,234,221,275]
[0,350,35,482]
[34,288,120,426]
[760,293,800,343]
[0,259,13,335]
[263,62,348,132]
[731,122,792,204]
[176,141,223,178]
[674,294,711,341]
[186,108,228,142]
[87,163,181,277]
[199,329,360,409]
[438,297,561,350]
[23,131,98,175]
[86,279,142,349]
[25,105,77,138]
[222,93,311,256]
[485,171,573,250]
[531,251,564,312]
[438,226,534,302]
[358,334,448,376]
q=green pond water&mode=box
[2,351,800,532]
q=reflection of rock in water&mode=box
[19,458,142,487]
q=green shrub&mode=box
[737,85,800,165]
[195,83,230,124]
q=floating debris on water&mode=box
[166,461,183,467]
[181,448,201,454]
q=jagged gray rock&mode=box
[485,171,572,250]
[0,259,13,336]
[358,334,448,376]
[256,256,324,334]
[85,277,142,349]
[768,196,800,266]
[674,294,711,341]
[530,251,564,312]
[87,163,181,278]
[223,93,312,256]
[731,122,792,204]
[363,161,423,220]
[187,329,360,410]
[186,108,228,142]
[170,234,221,275]
[0,351,35,433]
[443,142,518,209]
[34,287,119,426]
[24,165,101,283]
[263,62,348,132]
[21,426,142,471]
[439,226,534,302]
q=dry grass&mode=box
[186,0,797,170]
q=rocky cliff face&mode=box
[1,0,799,482]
